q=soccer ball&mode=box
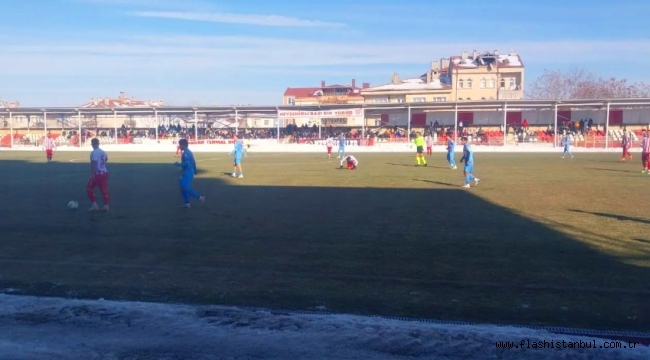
[67,201,79,209]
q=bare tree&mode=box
[526,68,650,100]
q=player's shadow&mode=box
[584,167,635,173]
[569,209,650,225]
[0,158,649,334]
[387,162,447,169]
[413,179,457,187]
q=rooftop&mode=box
[0,100,20,108]
[80,92,164,108]
[284,79,370,98]
[447,50,523,70]
[362,76,449,92]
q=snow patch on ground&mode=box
[0,294,647,359]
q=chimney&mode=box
[431,60,440,71]
[461,50,468,60]
[391,72,399,84]
[509,50,517,56]
[426,71,432,84]
[472,50,478,60]
[119,92,125,100]
[351,79,356,88]
[440,58,449,70]
[362,82,370,89]
[321,80,325,87]
[494,50,499,56]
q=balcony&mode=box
[497,90,523,100]
[318,96,360,104]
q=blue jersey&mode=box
[179,149,197,175]
[231,140,246,158]
[462,144,474,165]
[562,138,570,149]
[338,136,346,148]
[447,140,455,153]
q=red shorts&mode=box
[327,147,332,154]
[45,149,53,156]
[88,172,109,188]
[347,161,355,169]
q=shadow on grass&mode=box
[387,162,447,169]
[570,209,650,225]
[413,179,458,187]
[584,167,636,174]
[0,157,648,332]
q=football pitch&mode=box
[0,150,648,332]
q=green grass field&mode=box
[0,150,649,332]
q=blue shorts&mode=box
[464,164,473,173]
[446,152,453,160]
[180,173,193,188]
[233,157,242,166]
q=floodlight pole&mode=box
[605,102,610,149]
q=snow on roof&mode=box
[498,54,522,66]
[363,78,447,92]
[0,101,19,108]
[80,94,163,108]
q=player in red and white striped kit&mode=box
[425,134,434,156]
[87,138,110,212]
[325,137,334,158]
[42,133,56,162]
[621,131,632,161]
[641,130,650,174]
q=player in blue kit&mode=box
[446,138,457,169]
[337,134,346,159]
[561,135,573,158]
[174,139,205,208]
[460,136,480,188]
[230,135,247,178]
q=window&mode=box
[434,97,446,102]
[500,79,506,89]
[458,79,464,88]
[373,98,388,103]
[254,120,259,127]
[488,79,495,88]
[466,79,473,88]
[509,78,516,89]
[264,120,269,126]
[412,97,426,102]
[480,79,486,88]
[287,97,295,105]
[481,97,486,101]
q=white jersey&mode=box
[340,155,358,167]
[425,136,433,147]
[90,148,109,174]
[325,138,334,147]
[43,138,56,150]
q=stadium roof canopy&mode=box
[3,98,650,115]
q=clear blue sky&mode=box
[1,0,648,106]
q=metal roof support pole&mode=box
[78,110,82,147]
[502,103,507,146]
[605,102,610,149]
[407,105,411,141]
[454,103,458,141]
[553,103,558,148]
[9,112,13,148]
[194,110,198,141]
[276,107,280,144]
[43,111,47,133]
[235,108,238,135]
[113,110,118,145]
[154,110,158,141]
